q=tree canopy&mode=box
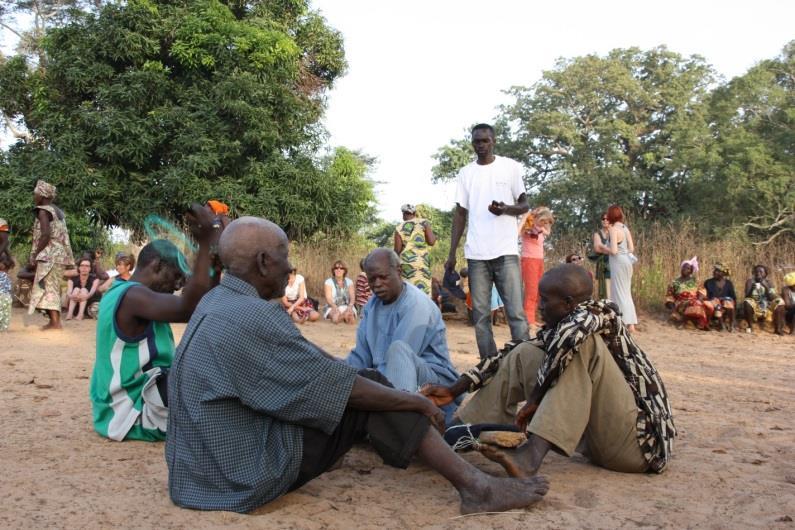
[432,44,794,243]
[0,0,375,245]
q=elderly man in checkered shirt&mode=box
[165,216,549,514]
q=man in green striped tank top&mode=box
[90,204,221,441]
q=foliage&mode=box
[432,44,794,243]
[693,41,795,244]
[0,0,375,245]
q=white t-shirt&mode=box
[455,155,526,260]
[284,274,305,301]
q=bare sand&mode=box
[1,307,794,529]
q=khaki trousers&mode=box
[457,336,648,473]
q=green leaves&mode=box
[1,0,370,247]
[432,44,793,243]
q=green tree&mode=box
[433,47,716,230]
[697,41,795,244]
[0,0,374,244]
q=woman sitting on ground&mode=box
[703,263,737,332]
[281,267,320,324]
[65,257,100,320]
[782,272,795,335]
[665,257,712,331]
[99,252,136,292]
[743,264,786,334]
[324,260,356,324]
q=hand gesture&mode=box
[419,384,455,407]
[184,203,220,244]
[514,401,538,432]
[488,200,507,216]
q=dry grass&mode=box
[548,222,795,311]
[289,238,375,301]
[289,223,793,312]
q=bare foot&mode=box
[64,314,73,321]
[459,474,548,514]
[478,443,535,478]
[76,316,84,321]
[41,322,62,331]
[477,435,552,479]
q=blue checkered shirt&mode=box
[165,274,358,512]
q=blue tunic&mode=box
[347,281,460,387]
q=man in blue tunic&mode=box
[347,248,459,395]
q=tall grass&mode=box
[289,237,375,301]
[290,222,794,313]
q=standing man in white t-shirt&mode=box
[445,124,530,358]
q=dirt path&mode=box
[1,308,793,528]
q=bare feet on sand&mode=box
[459,474,549,514]
[41,322,62,330]
[477,441,548,479]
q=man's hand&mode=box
[185,203,220,244]
[515,401,538,432]
[444,256,456,272]
[488,200,507,216]
[419,384,455,407]
[415,394,446,434]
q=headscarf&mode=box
[400,204,416,214]
[680,256,699,274]
[207,200,229,216]
[34,180,56,199]
[0,218,8,232]
[713,263,730,276]
[784,271,795,288]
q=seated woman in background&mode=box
[665,257,712,331]
[65,257,100,320]
[782,272,795,335]
[99,252,136,292]
[324,260,356,324]
[281,267,319,324]
[744,264,786,334]
[703,263,736,332]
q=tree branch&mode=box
[751,227,795,246]
[0,20,24,39]
[2,115,33,142]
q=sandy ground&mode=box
[1,306,794,529]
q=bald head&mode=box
[363,248,403,304]
[538,264,594,326]
[219,217,291,299]
[540,264,593,301]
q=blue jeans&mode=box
[468,255,529,358]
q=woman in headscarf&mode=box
[703,263,737,332]
[394,204,436,296]
[28,180,75,330]
[664,257,712,331]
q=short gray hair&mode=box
[363,248,400,271]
